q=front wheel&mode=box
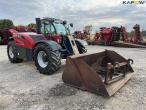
[34,43,61,74]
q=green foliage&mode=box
[127,31,133,38]
[28,23,36,29]
[127,30,146,38]
[142,31,146,37]
[0,36,2,43]
[0,19,14,30]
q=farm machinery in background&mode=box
[74,31,83,39]
[0,25,36,45]
[0,29,13,45]
[91,26,127,45]
[87,24,146,48]
[74,25,96,42]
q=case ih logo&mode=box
[123,0,146,4]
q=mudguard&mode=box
[35,40,62,51]
[75,39,88,46]
[75,39,87,54]
[8,37,14,41]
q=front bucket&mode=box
[62,50,134,97]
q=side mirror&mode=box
[70,23,73,28]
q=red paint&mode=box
[45,35,62,43]
[100,28,112,42]
[0,29,14,44]
[13,32,45,49]
[95,32,100,40]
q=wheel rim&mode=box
[9,46,14,59]
[37,51,48,68]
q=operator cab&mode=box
[36,18,75,57]
[36,18,73,41]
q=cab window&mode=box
[41,22,56,35]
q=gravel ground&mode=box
[0,45,146,110]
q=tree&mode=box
[0,19,14,30]
[84,25,92,34]
[27,23,36,32]
[142,30,146,37]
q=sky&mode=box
[0,0,146,32]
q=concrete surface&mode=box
[0,45,146,110]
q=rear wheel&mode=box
[7,41,23,63]
[34,43,61,74]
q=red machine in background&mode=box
[93,24,146,48]
[74,31,88,40]
[94,26,122,45]
[99,27,112,45]
[120,26,129,42]
[130,24,142,43]
[0,29,14,45]
[74,31,83,39]
[14,25,36,32]
[0,25,36,45]
[14,26,26,32]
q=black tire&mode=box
[34,43,61,74]
[0,36,2,45]
[75,41,87,54]
[78,46,87,54]
[7,41,23,63]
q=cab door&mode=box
[41,22,55,40]
[40,22,61,43]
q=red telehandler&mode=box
[7,17,87,74]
